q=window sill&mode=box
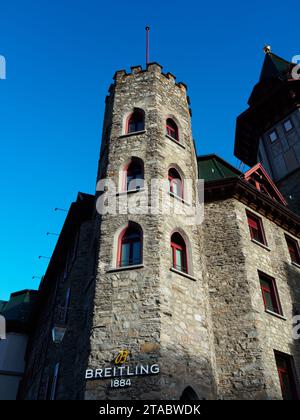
[292,262,300,269]
[170,267,196,281]
[119,130,146,139]
[169,192,191,206]
[165,134,186,149]
[265,309,286,321]
[107,264,144,273]
[117,188,145,196]
[251,239,271,251]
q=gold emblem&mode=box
[114,350,129,365]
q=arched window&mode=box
[168,168,183,199]
[166,118,179,141]
[118,223,143,267]
[127,109,145,134]
[171,232,188,273]
[125,158,144,191]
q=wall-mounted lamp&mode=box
[52,326,67,344]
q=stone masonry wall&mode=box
[237,201,300,399]
[20,219,95,400]
[85,64,217,400]
[204,197,300,399]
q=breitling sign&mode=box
[85,350,160,388]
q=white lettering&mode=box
[85,369,94,379]
[150,364,160,374]
[95,369,103,378]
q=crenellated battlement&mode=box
[112,62,188,95]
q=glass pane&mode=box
[260,279,270,290]
[284,120,293,132]
[264,290,275,312]
[269,130,278,142]
[132,241,141,265]
[176,249,182,271]
[281,372,293,400]
[121,243,130,266]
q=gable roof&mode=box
[197,154,242,181]
[244,163,287,206]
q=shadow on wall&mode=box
[283,261,300,398]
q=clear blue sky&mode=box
[0,0,298,300]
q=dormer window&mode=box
[283,119,293,133]
[127,110,145,134]
[166,118,179,141]
[269,130,278,143]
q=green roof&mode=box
[0,290,38,331]
[197,154,242,182]
[259,52,291,81]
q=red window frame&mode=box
[168,168,183,199]
[166,118,179,141]
[275,352,299,400]
[123,159,144,192]
[117,224,143,267]
[285,235,300,265]
[259,272,282,315]
[171,233,188,274]
[126,110,145,134]
[246,211,267,245]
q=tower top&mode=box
[111,62,188,95]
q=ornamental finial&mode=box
[263,45,271,54]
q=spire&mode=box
[259,47,292,81]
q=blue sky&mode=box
[0,0,299,300]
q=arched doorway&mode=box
[180,386,199,401]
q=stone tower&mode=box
[84,63,216,400]
[235,50,300,216]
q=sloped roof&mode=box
[259,52,292,82]
[235,50,300,166]
[197,154,242,181]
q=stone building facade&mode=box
[16,55,300,400]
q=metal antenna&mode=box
[146,26,150,65]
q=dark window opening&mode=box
[166,118,179,141]
[118,224,142,267]
[259,273,282,315]
[286,236,300,265]
[275,352,299,400]
[127,110,145,134]
[125,158,144,191]
[171,232,188,274]
[247,212,267,245]
[168,168,183,199]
